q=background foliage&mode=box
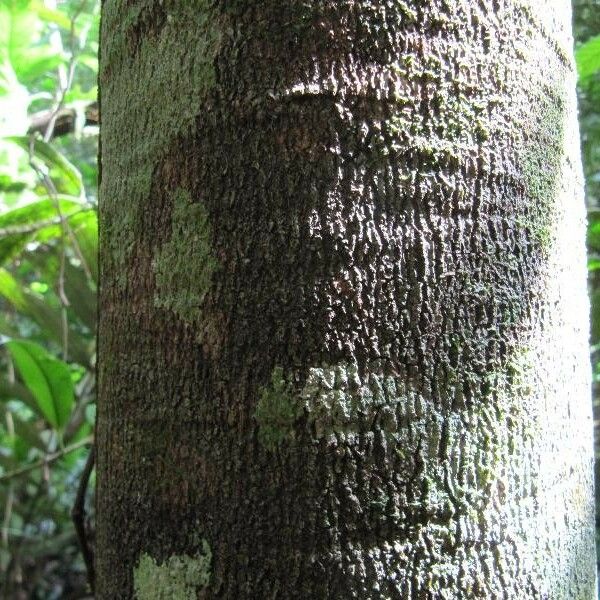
[0,0,97,597]
[0,1,598,598]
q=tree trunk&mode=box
[97,1,596,598]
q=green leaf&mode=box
[5,136,84,197]
[13,46,64,85]
[589,257,600,272]
[0,266,30,312]
[64,84,98,103]
[5,340,74,430]
[78,54,98,74]
[0,196,85,265]
[577,35,600,81]
[0,1,38,135]
[31,1,72,31]
[0,173,26,193]
[0,0,41,69]
[0,268,92,367]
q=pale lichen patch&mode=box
[133,540,212,600]
[300,362,405,439]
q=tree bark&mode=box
[97,1,597,598]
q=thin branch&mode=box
[24,2,97,298]
[36,0,95,294]
[0,209,90,238]
[43,0,90,143]
[2,411,15,549]
[0,436,93,484]
[28,103,98,139]
[27,141,70,360]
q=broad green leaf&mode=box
[5,340,74,430]
[0,1,40,133]
[6,136,84,197]
[0,196,84,265]
[0,266,29,312]
[64,84,98,104]
[25,209,99,284]
[0,268,92,367]
[13,46,64,85]
[78,54,98,74]
[577,35,600,81]
[0,1,41,71]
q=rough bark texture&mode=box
[97,1,596,598]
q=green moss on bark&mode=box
[254,367,302,451]
[518,86,567,254]
[153,188,217,324]
[100,1,221,288]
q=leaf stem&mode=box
[0,436,93,484]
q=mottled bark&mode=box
[97,1,596,598]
